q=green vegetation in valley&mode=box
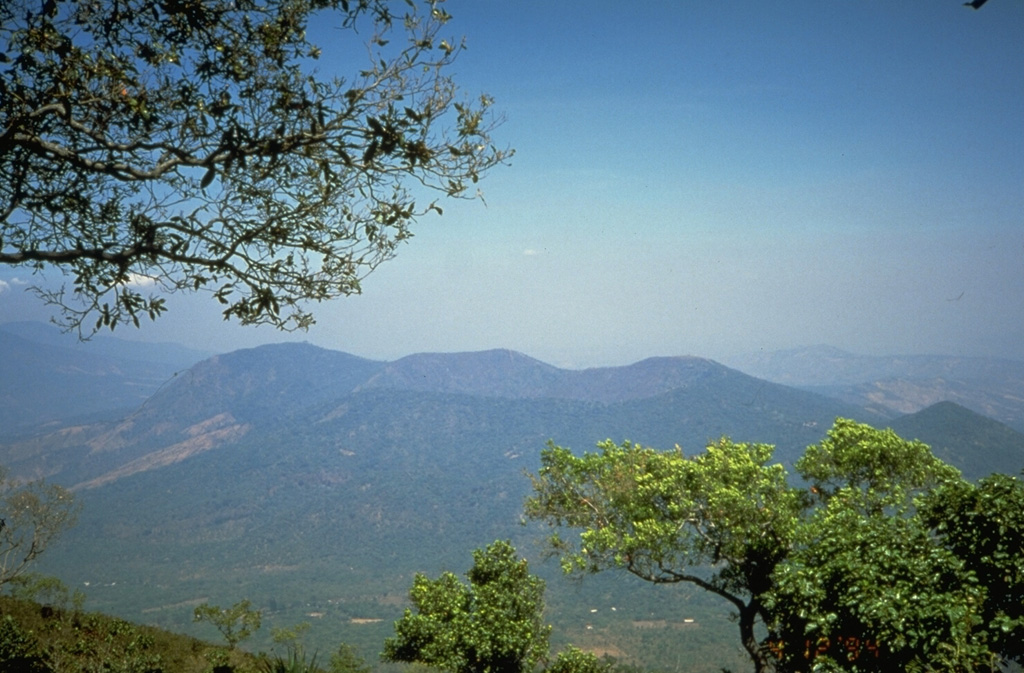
[29,383,1024,671]
[7,342,1023,673]
[384,540,651,673]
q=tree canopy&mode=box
[919,473,1024,667]
[526,419,1024,673]
[526,436,803,673]
[382,540,551,673]
[0,0,509,334]
[0,465,80,589]
[192,599,262,650]
[382,540,611,673]
[765,420,996,672]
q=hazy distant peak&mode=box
[389,348,555,368]
[355,350,736,403]
[359,348,561,399]
[125,341,386,428]
[612,355,720,370]
[0,320,211,368]
[211,340,355,359]
[0,323,203,437]
[726,345,1024,388]
[189,341,382,380]
[0,320,66,342]
[895,400,1012,431]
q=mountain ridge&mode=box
[358,349,750,404]
[6,336,1024,488]
[724,345,1024,432]
[2,331,1021,670]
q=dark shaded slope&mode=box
[888,401,1024,480]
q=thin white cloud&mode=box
[522,249,540,256]
[124,273,157,288]
[0,277,29,292]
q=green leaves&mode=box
[796,418,961,513]
[192,599,262,650]
[382,540,550,673]
[526,436,803,672]
[527,436,800,595]
[770,501,989,671]
[1,0,511,335]
[767,421,1014,671]
[547,646,610,673]
[528,419,1022,673]
[919,473,1024,666]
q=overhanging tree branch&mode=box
[1,0,511,334]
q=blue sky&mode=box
[2,0,1022,367]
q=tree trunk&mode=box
[738,601,772,673]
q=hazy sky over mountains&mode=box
[2,1,1021,368]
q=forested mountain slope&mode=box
[3,333,1023,671]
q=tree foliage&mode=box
[546,646,611,673]
[919,473,1024,668]
[794,419,960,514]
[0,0,510,334]
[526,419,1022,673]
[526,436,802,673]
[768,420,989,672]
[0,614,46,673]
[0,465,80,588]
[382,540,551,673]
[328,643,373,673]
[193,599,262,650]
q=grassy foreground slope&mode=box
[0,595,260,673]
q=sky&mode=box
[2,0,1023,368]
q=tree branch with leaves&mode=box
[527,419,1022,673]
[526,437,804,673]
[1,0,511,334]
[193,599,262,650]
[0,465,80,588]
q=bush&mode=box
[0,614,46,672]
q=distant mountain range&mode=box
[3,338,892,489]
[725,344,1024,433]
[0,322,209,438]
[2,323,1023,671]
